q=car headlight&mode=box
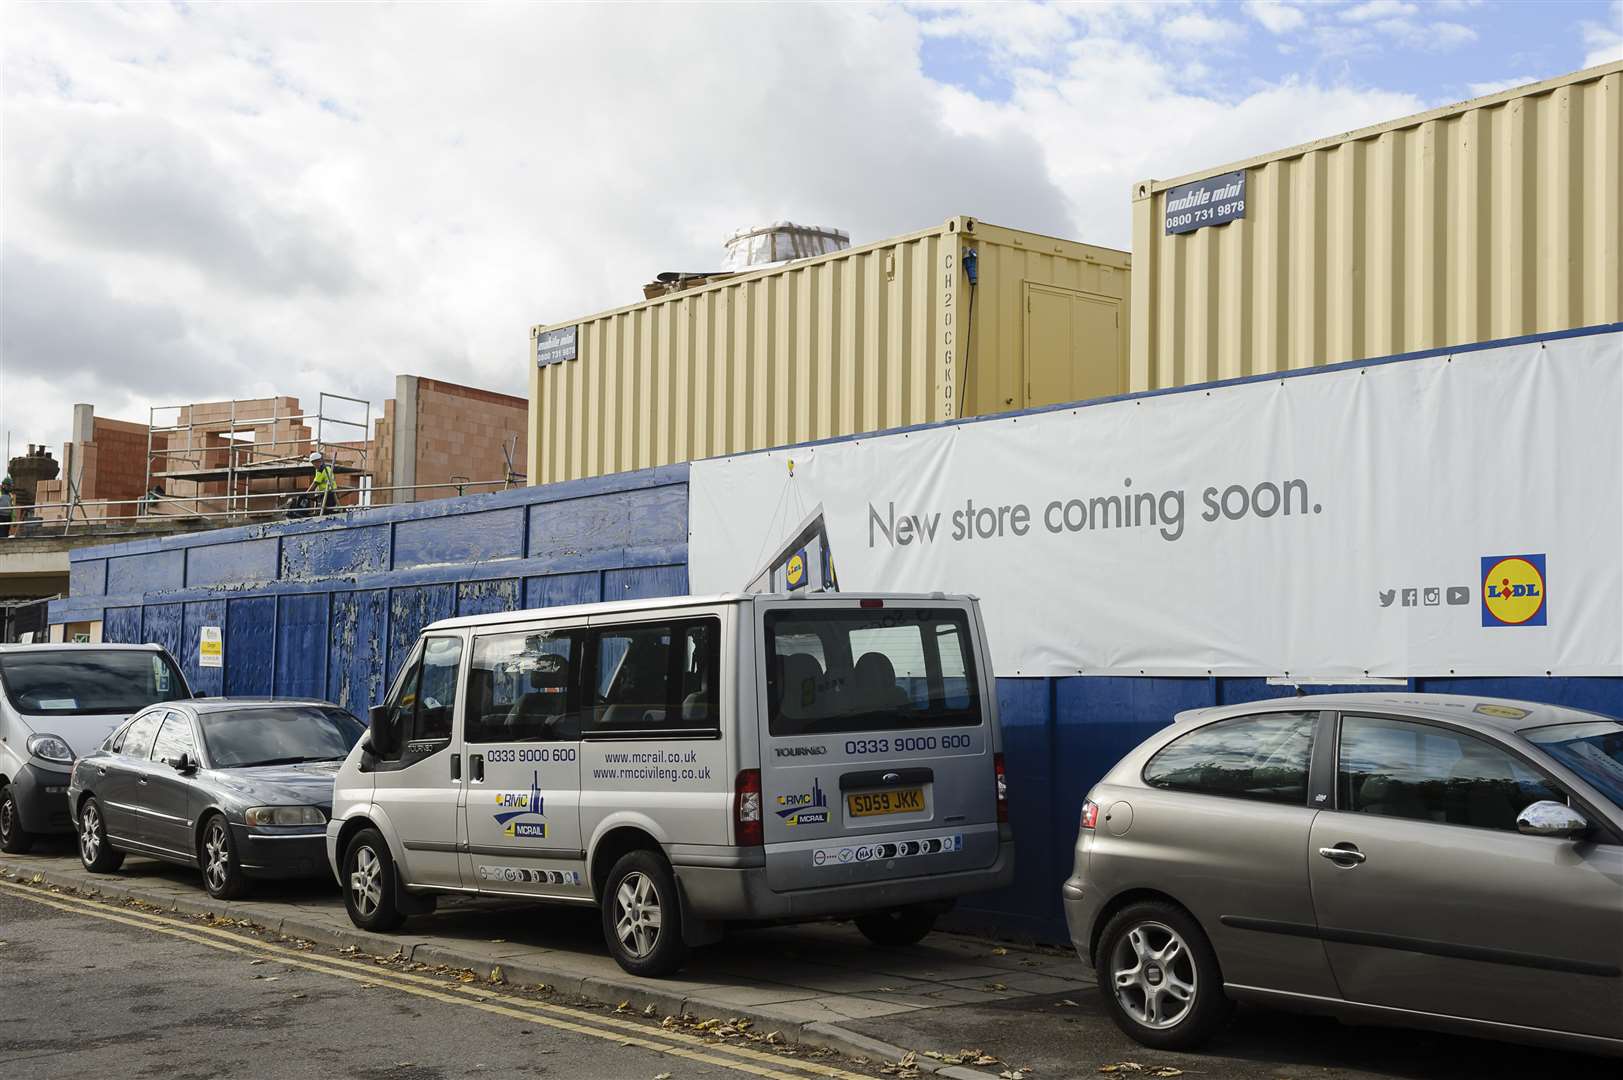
[26,734,74,765]
[244,806,327,827]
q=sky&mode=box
[2,0,1619,462]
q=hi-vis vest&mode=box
[313,464,336,492]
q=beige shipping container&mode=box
[1130,62,1622,392]
[528,217,1130,485]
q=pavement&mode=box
[4,844,1611,1080]
[0,844,1088,1079]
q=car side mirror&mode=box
[368,704,395,756]
[1516,800,1591,840]
[169,752,198,776]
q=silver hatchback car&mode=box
[1062,694,1623,1057]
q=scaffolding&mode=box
[140,393,373,521]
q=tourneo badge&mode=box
[1481,554,1547,627]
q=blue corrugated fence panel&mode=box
[226,597,276,697]
[529,486,686,565]
[525,572,601,610]
[275,594,329,700]
[69,560,107,598]
[187,539,278,588]
[102,607,142,644]
[395,508,525,570]
[387,585,456,683]
[181,600,227,696]
[329,591,388,714]
[108,550,185,596]
[280,525,391,580]
[457,578,521,618]
[141,604,184,664]
[603,565,687,602]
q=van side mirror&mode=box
[368,704,395,756]
[1516,800,1591,840]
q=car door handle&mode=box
[1318,844,1365,865]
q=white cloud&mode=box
[1467,75,1541,97]
[1164,11,1246,45]
[1245,1,1307,34]
[1582,1,1623,68]
[1341,1,1418,21]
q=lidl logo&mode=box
[786,549,808,590]
[1481,554,1547,627]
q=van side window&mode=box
[416,637,464,742]
[585,618,719,739]
[1142,712,1316,806]
[466,629,584,743]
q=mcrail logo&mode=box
[493,770,548,839]
[1482,554,1547,627]
[776,777,829,827]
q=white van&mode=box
[327,592,1014,975]
[0,643,192,853]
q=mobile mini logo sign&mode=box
[1481,554,1547,627]
[492,770,549,839]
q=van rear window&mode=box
[764,609,981,737]
[0,650,186,716]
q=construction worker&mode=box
[308,451,337,515]
[0,476,13,539]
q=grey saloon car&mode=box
[1062,693,1623,1057]
[67,699,364,899]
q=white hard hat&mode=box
[309,451,324,462]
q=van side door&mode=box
[460,624,590,898]
[365,634,466,889]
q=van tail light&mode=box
[1080,799,1100,830]
[735,769,763,847]
[993,753,1008,824]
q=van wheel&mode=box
[0,785,34,854]
[602,850,688,977]
[343,828,406,932]
[1096,901,1230,1051]
[78,797,124,872]
[855,905,938,947]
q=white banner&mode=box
[689,331,1623,679]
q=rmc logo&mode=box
[1481,554,1547,627]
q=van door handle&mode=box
[469,754,484,782]
[450,755,461,781]
[136,777,149,786]
[1318,844,1365,866]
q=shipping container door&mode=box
[1024,282,1121,408]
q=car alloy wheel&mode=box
[80,804,103,864]
[202,820,233,894]
[613,870,662,959]
[350,843,383,919]
[1110,919,1198,1030]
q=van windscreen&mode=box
[0,650,187,716]
[764,608,981,737]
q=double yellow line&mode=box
[0,878,878,1080]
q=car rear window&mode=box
[0,650,186,715]
[764,608,980,737]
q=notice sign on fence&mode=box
[199,626,223,669]
[536,325,578,367]
[1164,170,1246,235]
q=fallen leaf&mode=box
[488,966,505,984]
[249,959,268,966]
[1059,999,1080,1008]
[654,1074,672,1080]
[615,1000,632,1014]
[643,1004,658,1017]
[991,946,1008,956]
[984,982,1008,992]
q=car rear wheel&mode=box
[1097,901,1230,1051]
[854,905,939,947]
[601,850,688,977]
[343,828,406,932]
[78,797,124,872]
[199,815,248,900]
[0,785,33,854]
